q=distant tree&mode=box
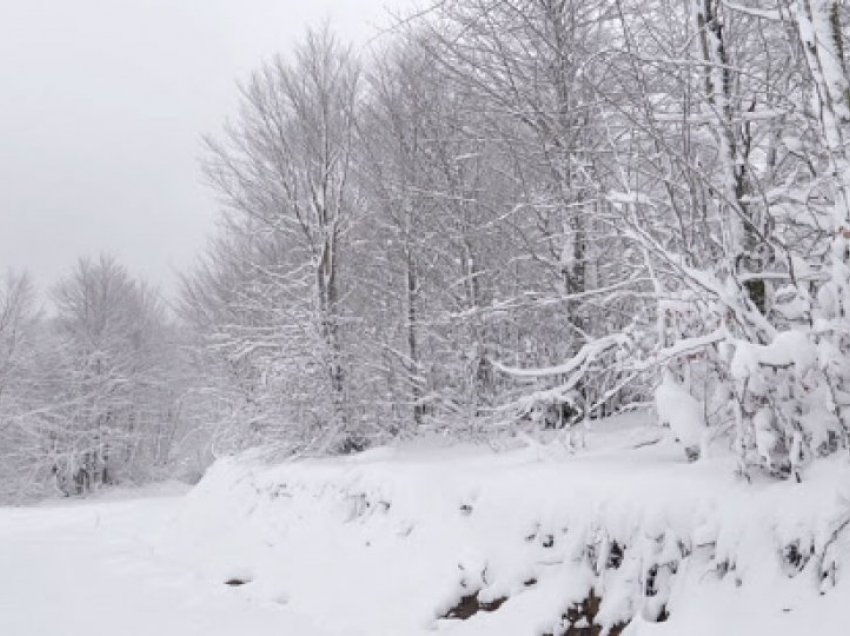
[44,255,178,493]
[0,271,41,498]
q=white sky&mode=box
[0,0,413,297]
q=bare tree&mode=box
[48,255,175,493]
[198,27,363,451]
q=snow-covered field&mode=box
[0,484,333,636]
[2,413,848,635]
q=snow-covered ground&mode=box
[2,412,849,635]
[0,484,333,636]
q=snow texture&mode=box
[159,413,850,635]
[1,413,848,635]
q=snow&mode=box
[753,407,779,467]
[160,413,850,635]
[730,331,818,381]
[0,485,333,636]
[1,413,848,635]
[654,370,706,449]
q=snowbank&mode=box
[161,414,850,635]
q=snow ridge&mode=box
[163,417,850,635]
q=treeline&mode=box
[3,0,850,497]
[181,22,636,456]
[0,259,194,501]
[183,0,850,478]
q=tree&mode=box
[194,27,364,451]
[47,255,176,492]
[0,271,40,499]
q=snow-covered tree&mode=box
[45,255,179,492]
[189,27,367,452]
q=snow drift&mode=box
[162,414,850,635]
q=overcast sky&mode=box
[0,0,412,298]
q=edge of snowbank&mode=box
[163,420,850,635]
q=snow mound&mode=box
[654,370,706,452]
[161,414,850,635]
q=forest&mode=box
[2,0,850,501]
